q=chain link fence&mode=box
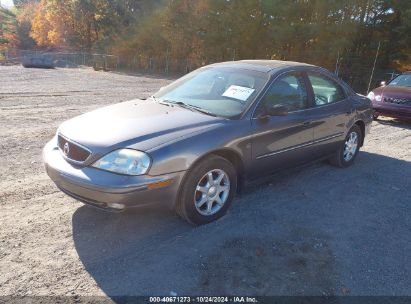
[1,48,399,94]
[1,49,119,70]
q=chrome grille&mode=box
[57,135,91,163]
[383,97,411,105]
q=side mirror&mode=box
[260,104,288,118]
[380,81,386,87]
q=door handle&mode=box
[301,121,311,126]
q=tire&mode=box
[329,124,362,168]
[176,155,237,225]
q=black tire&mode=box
[176,155,237,225]
[329,124,362,168]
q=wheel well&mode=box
[196,149,245,193]
[355,120,365,146]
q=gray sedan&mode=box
[43,60,373,225]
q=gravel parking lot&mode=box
[0,66,410,297]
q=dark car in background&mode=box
[22,55,54,69]
[44,60,373,225]
[368,72,411,120]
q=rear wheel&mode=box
[176,155,237,225]
[329,125,362,168]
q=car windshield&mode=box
[153,67,269,118]
[388,74,411,87]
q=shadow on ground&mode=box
[374,117,411,129]
[72,151,411,297]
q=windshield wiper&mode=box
[176,102,217,117]
[160,100,217,117]
[151,96,174,107]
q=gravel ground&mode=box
[0,66,410,298]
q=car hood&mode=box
[373,85,411,98]
[58,99,224,152]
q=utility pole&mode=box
[335,51,340,77]
[165,48,169,74]
[334,51,342,77]
[367,41,381,93]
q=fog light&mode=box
[107,203,125,210]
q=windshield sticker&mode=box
[222,85,255,101]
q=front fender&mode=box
[353,95,373,127]
[146,120,253,176]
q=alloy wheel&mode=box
[343,131,359,162]
[194,169,230,216]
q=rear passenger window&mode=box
[308,72,346,106]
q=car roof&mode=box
[208,60,315,73]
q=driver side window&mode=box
[257,72,308,115]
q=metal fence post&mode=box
[165,48,169,74]
[367,41,381,93]
[335,51,340,76]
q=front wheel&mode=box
[176,155,237,225]
[329,125,362,168]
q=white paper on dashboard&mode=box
[222,85,255,101]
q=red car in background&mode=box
[368,72,411,120]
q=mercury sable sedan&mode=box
[43,60,373,225]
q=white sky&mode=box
[0,0,14,8]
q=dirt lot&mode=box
[0,66,410,297]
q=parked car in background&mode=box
[43,60,373,225]
[22,55,54,69]
[368,72,411,120]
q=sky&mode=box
[0,0,14,8]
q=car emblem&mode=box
[63,142,70,156]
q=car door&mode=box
[249,71,316,178]
[305,71,353,157]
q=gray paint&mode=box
[44,61,373,210]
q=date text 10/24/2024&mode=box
[149,296,258,303]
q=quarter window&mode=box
[257,72,308,114]
[307,72,345,106]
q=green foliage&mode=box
[0,6,17,47]
[3,0,411,91]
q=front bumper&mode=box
[43,139,185,211]
[373,102,411,120]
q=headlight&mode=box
[92,149,151,175]
[367,91,381,102]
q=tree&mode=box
[14,1,37,49]
[3,0,410,92]
[0,6,17,49]
[30,0,52,47]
